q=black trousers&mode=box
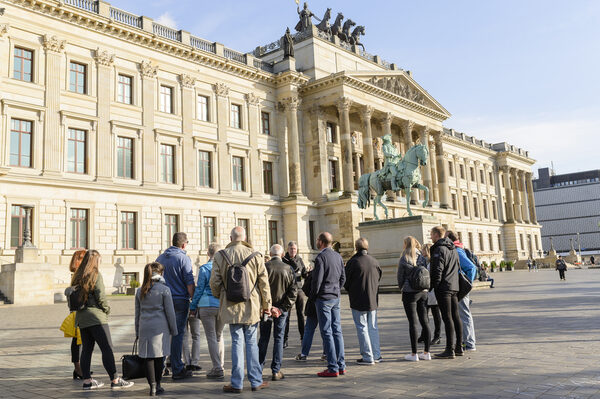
[80,324,117,380]
[428,305,442,339]
[71,337,80,363]
[558,269,565,280]
[284,289,306,342]
[144,357,164,386]
[402,291,430,354]
[435,291,463,352]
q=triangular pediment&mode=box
[347,71,451,118]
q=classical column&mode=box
[42,35,66,175]
[526,172,538,223]
[360,106,375,174]
[140,60,158,185]
[336,97,354,195]
[214,83,232,193]
[310,105,329,198]
[429,140,439,202]
[420,126,433,203]
[94,48,114,181]
[501,165,514,223]
[453,155,462,215]
[518,170,530,223]
[432,131,450,208]
[281,96,303,196]
[401,120,414,153]
[354,153,361,188]
[512,168,523,223]
[246,93,262,196]
[379,112,395,200]
[275,103,290,197]
[494,165,505,221]
[180,74,197,190]
[474,161,483,219]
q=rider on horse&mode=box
[379,134,401,191]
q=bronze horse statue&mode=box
[338,19,356,43]
[349,26,365,50]
[331,13,344,38]
[315,8,332,35]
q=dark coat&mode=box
[302,270,317,318]
[344,250,382,311]
[265,256,297,312]
[430,237,460,293]
[283,253,307,287]
[311,247,346,301]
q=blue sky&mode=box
[110,0,600,176]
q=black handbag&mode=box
[457,271,472,302]
[121,338,146,380]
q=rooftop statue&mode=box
[315,8,332,36]
[295,2,320,32]
[338,18,356,43]
[282,27,294,57]
[349,26,366,50]
[331,12,344,38]
[357,139,430,219]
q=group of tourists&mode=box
[63,224,483,395]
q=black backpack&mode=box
[65,285,86,311]
[409,265,430,291]
[219,250,260,303]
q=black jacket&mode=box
[430,237,460,293]
[302,270,317,318]
[311,247,346,301]
[283,253,307,287]
[344,250,382,311]
[265,256,297,312]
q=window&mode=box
[238,218,249,242]
[160,144,175,183]
[326,122,336,143]
[120,211,136,249]
[13,47,33,82]
[263,161,274,195]
[70,208,88,249]
[232,156,245,191]
[451,193,457,210]
[492,200,497,219]
[10,205,28,248]
[268,220,278,247]
[230,104,241,129]
[309,221,317,250]
[10,119,32,167]
[448,161,454,177]
[117,137,133,178]
[488,233,494,251]
[473,197,479,218]
[160,85,173,113]
[470,167,475,181]
[261,112,270,135]
[468,232,474,251]
[479,233,484,251]
[535,235,540,251]
[164,214,179,249]
[480,170,485,184]
[489,172,494,186]
[117,74,133,104]
[198,150,212,188]
[458,231,463,243]
[329,160,338,191]
[203,216,216,249]
[498,233,502,251]
[483,199,489,219]
[69,62,87,94]
[459,165,465,179]
[462,195,469,216]
[67,129,87,174]
[519,234,524,250]
[197,95,209,121]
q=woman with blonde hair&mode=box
[68,249,87,379]
[397,236,431,361]
[72,250,133,391]
[135,262,177,396]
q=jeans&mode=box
[316,298,345,373]
[402,291,430,354]
[459,294,476,350]
[183,315,202,367]
[436,291,463,352]
[284,289,306,342]
[229,323,262,390]
[79,324,117,380]
[300,315,319,357]
[351,309,381,362]
[171,299,190,375]
[258,311,289,373]
[198,307,224,372]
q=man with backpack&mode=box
[445,231,477,352]
[344,238,382,365]
[210,226,274,393]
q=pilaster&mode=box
[336,97,354,195]
[94,48,115,182]
[140,60,158,185]
[214,83,232,194]
[246,93,262,197]
[181,74,197,191]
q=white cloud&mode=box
[155,12,177,29]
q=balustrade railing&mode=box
[153,22,181,42]
[190,36,216,53]
[110,7,142,28]
[64,0,98,13]
[224,48,246,64]
[253,59,273,73]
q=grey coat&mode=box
[135,277,178,358]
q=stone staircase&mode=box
[0,289,12,305]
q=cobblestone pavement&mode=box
[1,268,599,399]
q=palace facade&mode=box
[0,0,541,295]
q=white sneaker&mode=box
[83,379,104,390]
[404,354,419,362]
[418,352,432,361]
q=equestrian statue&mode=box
[357,134,430,219]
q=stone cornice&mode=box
[299,72,450,122]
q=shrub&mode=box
[130,279,140,289]
[490,261,497,268]
[507,261,514,267]
[500,260,506,267]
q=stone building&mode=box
[0,0,541,298]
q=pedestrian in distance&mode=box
[210,226,275,393]
[556,256,567,280]
[135,262,178,396]
[72,250,134,390]
[479,266,495,288]
[397,236,431,361]
[190,243,225,380]
[282,241,308,349]
[419,244,442,346]
[527,258,532,272]
[344,237,382,365]
[429,226,463,359]
[258,244,297,381]
[155,232,195,380]
[311,232,346,377]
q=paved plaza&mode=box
[0,268,599,399]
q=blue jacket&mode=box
[156,246,195,300]
[190,260,220,310]
[456,247,477,282]
[310,247,346,301]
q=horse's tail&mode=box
[357,173,371,209]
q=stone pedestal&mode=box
[565,250,581,264]
[358,215,439,286]
[274,56,296,73]
[0,247,54,305]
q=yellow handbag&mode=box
[59,312,82,345]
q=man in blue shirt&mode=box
[156,232,195,379]
[445,231,477,352]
